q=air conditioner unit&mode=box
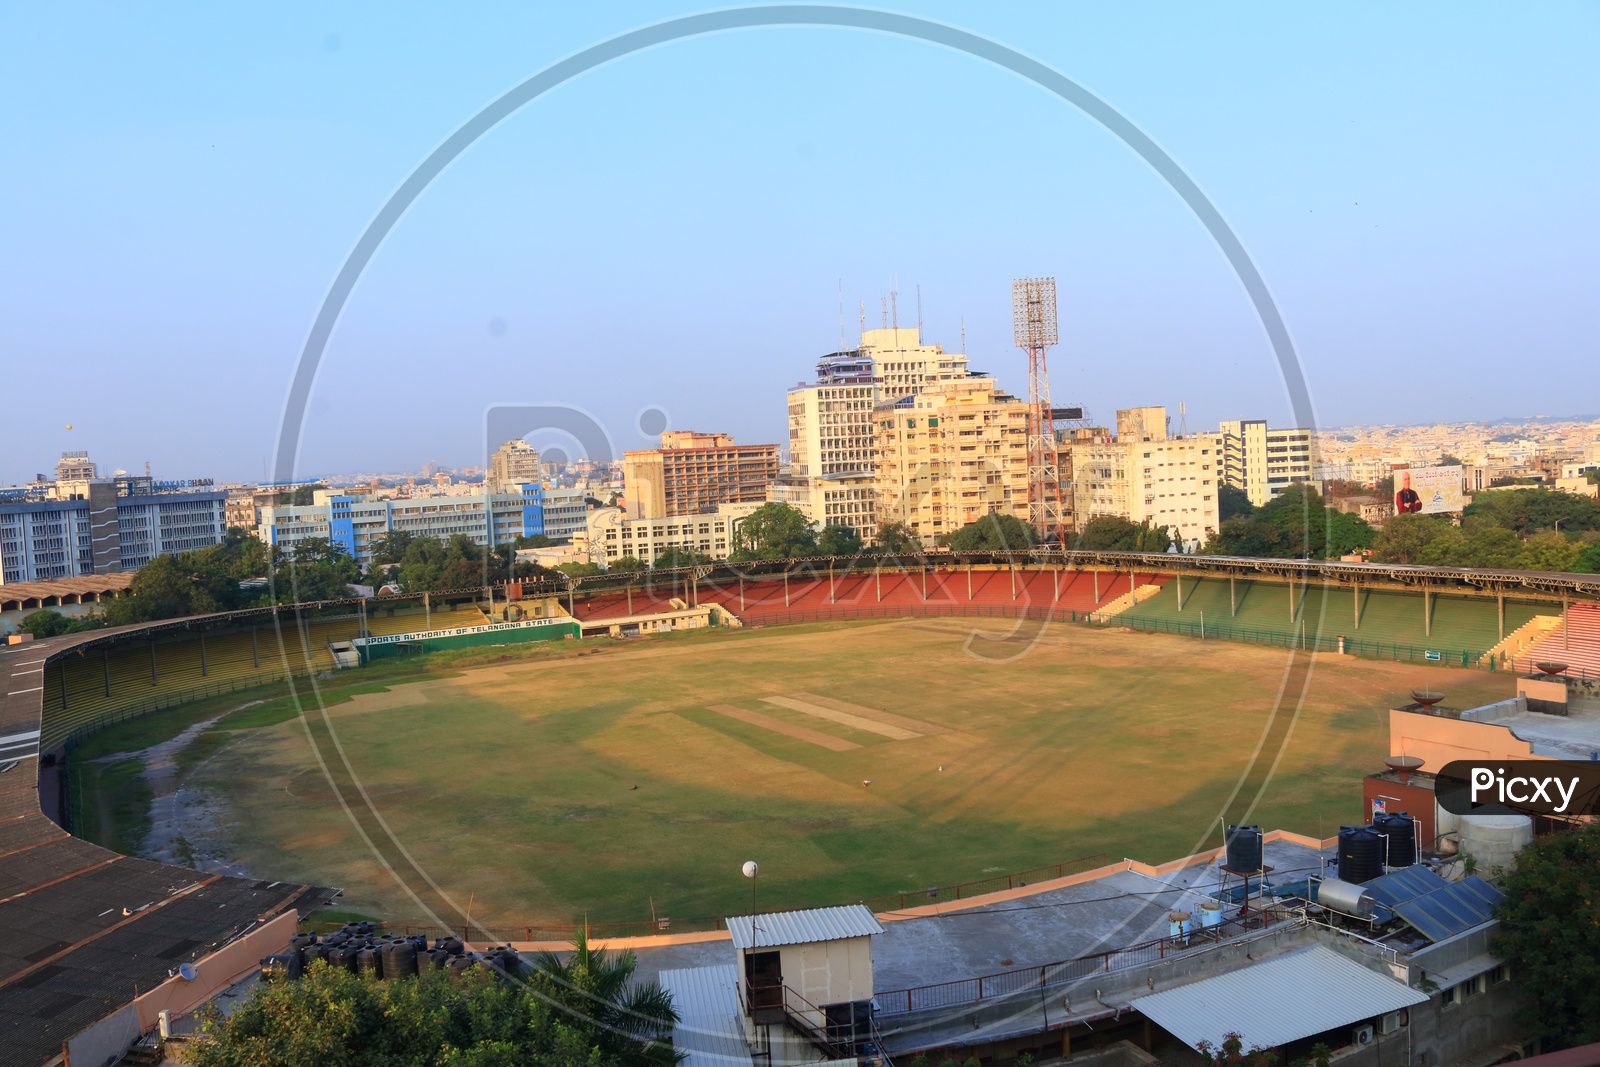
[1378,1012,1402,1036]
[1354,1025,1376,1046]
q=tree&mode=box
[1465,488,1599,537]
[1493,823,1600,1046]
[1416,525,1521,569]
[1217,483,1254,523]
[530,930,680,1067]
[816,523,863,557]
[283,483,328,507]
[1573,543,1600,574]
[185,943,681,1067]
[1371,512,1452,564]
[1439,453,1464,467]
[1204,517,1288,558]
[731,503,816,561]
[946,512,1038,552]
[651,547,710,571]
[1518,531,1580,573]
[874,522,920,556]
[16,609,103,638]
[367,530,418,564]
[609,556,646,574]
[514,533,554,549]
[1074,515,1168,553]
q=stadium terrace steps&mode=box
[1516,602,1600,676]
[1116,576,1546,658]
[40,608,493,749]
[1479,614,1563,668]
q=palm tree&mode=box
[531,929,683,1066]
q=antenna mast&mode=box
[1012,277,1065,545]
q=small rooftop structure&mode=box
[726,905,882,950]
[1132,944,1428,1051]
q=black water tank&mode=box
[1338,825,1385,884]
[1225,825,1263,871]
[330,945,362,972]
[382,940,418,980]
[1373,812,1417,868]
[302,944,328,968]
[356,947,383,979]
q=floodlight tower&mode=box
[1013,277,1065,544]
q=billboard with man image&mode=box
[1394,464,1464,515]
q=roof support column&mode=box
[1497,593,1504,641]
[1424,585,1431,638]
[1176,571,1182,612]
[150,637,158,686]
[1230,575,1237,617]
[252,626,259,669]
[200,631,207,676]
[103,649,111,697]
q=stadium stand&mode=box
[0,631,336,1067]
[691,565,1168,622]
[1114,577,1547,661]
[39,608,489,749]
[1516,602,1600,676]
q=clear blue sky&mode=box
[3,3,1596,484]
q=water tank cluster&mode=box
[1336,812,1419,884]
[261,922,524,982]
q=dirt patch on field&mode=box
[707,704,861,751]
[787,692,945,735]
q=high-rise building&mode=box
[0,453,226,583]
[857,326,973,402]
[488,439,542,490]
[622,432,779,520]
[55,451,97,482]
[580,502,762,567]
[1067,419,1222,551]
[1219,420,1314,507]
[872,378,1029,545]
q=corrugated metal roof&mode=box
[1132,945,1429,1050]
[726,905,882,950]
[659,965,753,1067]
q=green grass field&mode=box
[69,617,1514,930]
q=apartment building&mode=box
[579,502,761,567]
[1220,419,1314,507]
[488,439,542,490]
[872,378,1029,546]
[1068,410,1222,550]
[0,453,227,584]
[622,431,779,520]
[257,483,591,564]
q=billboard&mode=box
[1394,465,1464,515]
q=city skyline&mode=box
[3,4,1596,486]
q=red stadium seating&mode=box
[1515,602,1600,677]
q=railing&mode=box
[297,853,1107,942]
[872,908,1294,1017]
[741,983,854,1060]
[53,668,310,751]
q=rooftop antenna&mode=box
[890,287,899,331]
[916,284,923,335]
[960,316,967,354]
[1179,401,1188,436]
[144,460,151,478]
[880,296,887,330]
[859,300,866,339]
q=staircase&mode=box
[1515,603,1600,677]
[1479,614,1562,669]
[1088,582,1162,624]
[744,984,857,1062]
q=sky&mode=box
[2,3,1596,485]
